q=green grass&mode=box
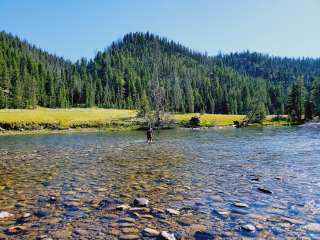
[0,108,137,130]
[174,113,289,127]
[0,108,290,134]
[174,113,245,126]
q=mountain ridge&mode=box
[0,31,319,115]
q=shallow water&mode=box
[0,126,320,239]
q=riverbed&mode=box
[0,126,320,239]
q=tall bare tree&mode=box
[148,39,165,126]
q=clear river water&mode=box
[0,125,320,239]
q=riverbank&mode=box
[0,108,290,135]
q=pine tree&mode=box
[311,77,320,116]
[287,77,305,121]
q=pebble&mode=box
[194,231,214,239]
[122,228,139,234]
[116,204,130,210]
[119,234,140,240]
[109,229,120,236]
[119,223,135,228]
[152,208,165,214]
[133,197,149,207]
[142,228,160,236]
[232,202,249,208]
[141,214,154,219]
[118,217,136,223]
[281,217,304,225]
[305,223,320,232]
[74,229,87,235]
[241,224,256,232]
[0,211,13,219]
[160,231,176,240]
[23,213,32,218]
[5,225,27,234]
[34,210,49,218]
[166,208,180,215]
[257,187,273,194]
[189,224,206,233]
[214,208,230,216]
[177,218,193,226]
[129,207,150,213]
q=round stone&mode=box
[142,228,160,236]
[305,223,320,232]
[166,208,180,215]
[0,211,13,219]
[232,202,249,208]
[133,197,149,207]
[160,231,176,240]
[241,224,256,232]
[119,234,140,240]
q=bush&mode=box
[189,116,200,127]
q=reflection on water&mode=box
[1,127,320,239]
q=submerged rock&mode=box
[22,213,32,218]
[5,225,28,235]
[257,187,273,195]
[305,223,320,232]
[118,217,136,223]
[160,231,176,240]
[232,202,249,208]
[213,208,230,217]
[189,224,206,233]
[99,197,123,208]
[121,228,139,234]
[281,216,304,225]
[133,197,149,207]
[241,224,256,232]
[142,228,160,236]
[116,204,130,211]
[194,231,214,240]
[129,207,150,213]
[0,211,13,219]
[166,208,180,216]
[33,210,49,218]
[119,234,140,240]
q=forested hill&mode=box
[216,51,320,89]
[0,31,320,115]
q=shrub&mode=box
[189,116,200,127]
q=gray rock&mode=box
[305,223,320,232]
[232,202,249,208]
[133,197,149,207]
[257,187,273,194]
[281,216,304,225]
[241,224,256,232]
[0,211,13,219]
[23,213,32,218]
[160,231,176,240]
[116,204,130,210]
[166,208,180,215]
[142,228,160,236]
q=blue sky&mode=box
[1,0,319,61]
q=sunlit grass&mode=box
[262,115,289,126]
[174,113,245,126]
[174,113,289,126]
[0,108,289,132]
[0,108,137,129]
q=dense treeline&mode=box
[1,31,320,118]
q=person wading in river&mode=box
[147,127,153,143]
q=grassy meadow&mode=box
[0,108,289,134]
[0,108,137,131]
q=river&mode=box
[0,126,320,239]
